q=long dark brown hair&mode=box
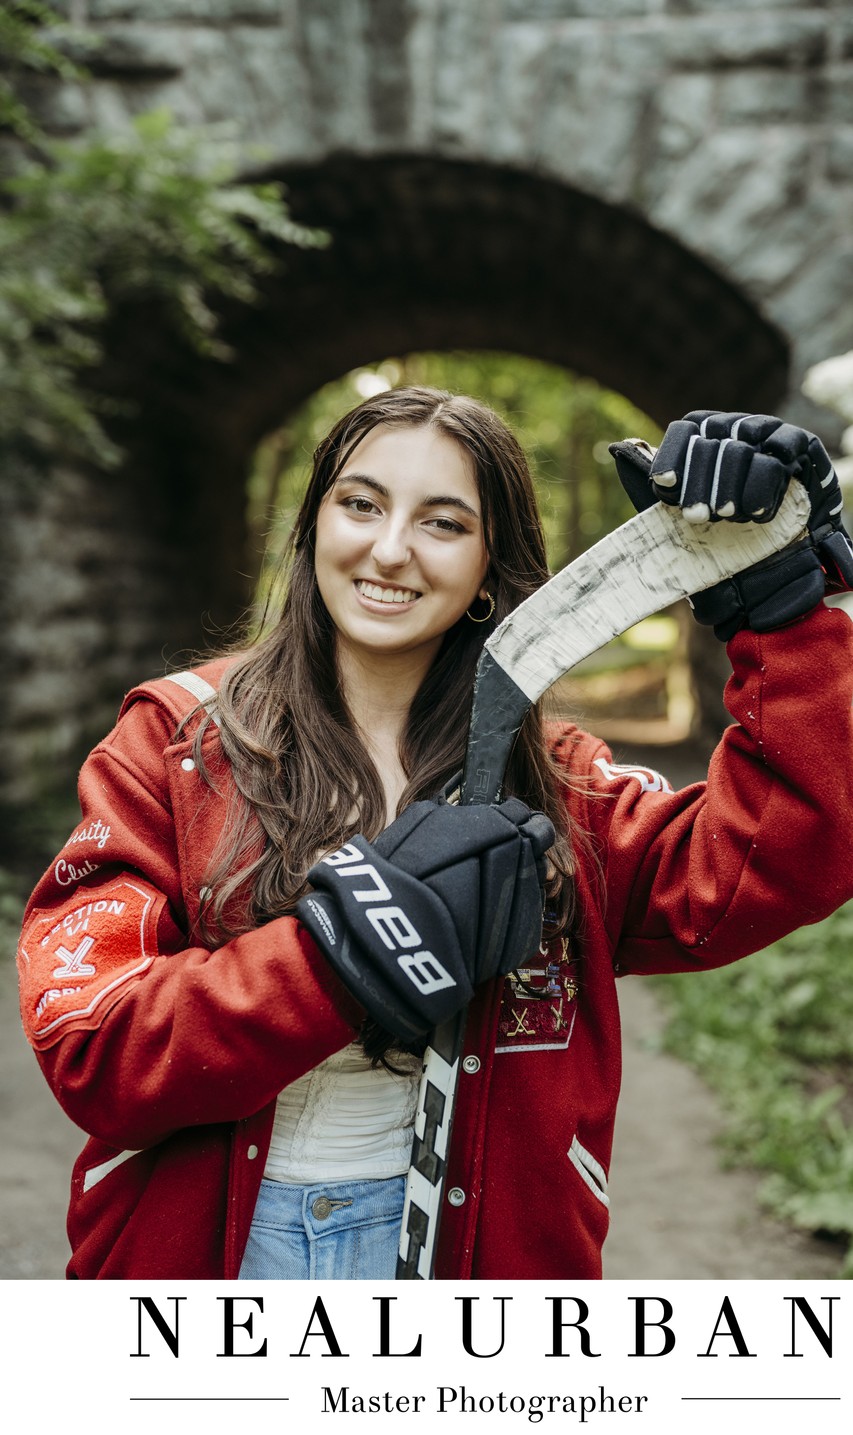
[190,387,583,1048]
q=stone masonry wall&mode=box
[3,0,853,857]
[29,0,849,385]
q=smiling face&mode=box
[313,423,489,672]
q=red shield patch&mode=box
[18,876,164,1049]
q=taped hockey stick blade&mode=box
[485,482,810,707]
[459,483,809,806]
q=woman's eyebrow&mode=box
[334,472,388,497]
[423,493,481,520]
[335,472,480,520]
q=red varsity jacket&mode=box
[16,605,853,1278]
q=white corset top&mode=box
[263,1042,423,1183]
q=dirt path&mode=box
[0,954,842,1279]
[603,977,842,1279]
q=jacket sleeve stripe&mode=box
[162,672,221,726]
[82,1147,144,1193]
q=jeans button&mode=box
[312,1195,332,1220]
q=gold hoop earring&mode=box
[467,592,495,623]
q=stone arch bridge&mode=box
[3,0,853,855]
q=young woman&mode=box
[17,388,853,1280]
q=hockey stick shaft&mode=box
[396,484,810,1280]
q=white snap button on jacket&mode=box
[247,1145,259,1160]
[447,1187,465,1207]
[180,757,195,771]
[462,1055,481,1074]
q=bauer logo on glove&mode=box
[320,842,457,996]
[297,800,554,1042]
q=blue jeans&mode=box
[238,1175,405,1280]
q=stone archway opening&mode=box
[126,155,789,638]
[3,156,790,850]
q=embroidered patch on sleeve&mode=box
[51,815,113,890]
[18,876,165,1050]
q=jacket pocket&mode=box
[567,1135,610,1208]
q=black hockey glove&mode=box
[610,411,853,641]
[297,798,555,1043]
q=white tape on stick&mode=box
[488,482,810,703]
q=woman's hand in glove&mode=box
[610,411,853,640]
[297,798,555,1043]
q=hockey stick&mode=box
[395,479,811,1280]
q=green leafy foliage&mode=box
[0,0,88,140]
[653,902,853,1275]
[0,4,328,466]
[0,110,328,464]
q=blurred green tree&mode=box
[0,2,327,466]
[0,0,84,141]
